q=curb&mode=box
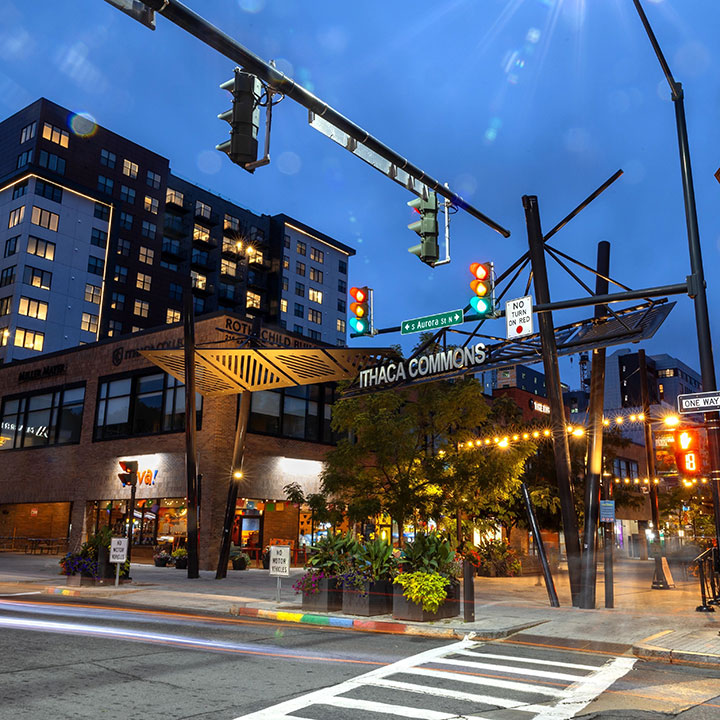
[633,642,720,668]
[229,605,540,640]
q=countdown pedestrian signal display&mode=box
[674,428,702,475]
[469,262,494,317]
[349,286,374,336]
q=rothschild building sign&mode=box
[358,343,487,390]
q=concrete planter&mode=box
[301,578,342,613]
[392,579,460,622]
[66,574,96,586]
[342,579,393,616]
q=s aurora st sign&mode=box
[358,343,487,390]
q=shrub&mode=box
[172,547,188,559]
[475,539,521,577]
[394,571,450,613]
[399,532,457,577]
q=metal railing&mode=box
[693,547,720,612]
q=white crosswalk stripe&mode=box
[234,636,636,720]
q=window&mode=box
[37,150,65,175]
[94,372,201,440]
[0,385,85,449]
[310,247,324,263]
[136,272,152,291]
[107,320,122,337]
[31,206,59,232]
[91,228,107,248]
[309,267,323,283]
[146,170,161,189]
[0,267,16,287]
[35,180,63,204]
[294,302,304,318]
[282,277,288,291]
[308,308,322,324]
[18,296,48,321]
[27,236,55,261]
[8,206,25,228]
[193,224,210,243]
[24,266,52,290]
[87,257,104,277]
[169,282,183,302]
[118,211,133,231]
[280,298,288,313]
[246,291,261,309]
[160,260,178,271]
[120,185,135,204]
[195,200,211,219]
[100,148,116,168]
[81,312,99,333]
[293,324,303,335]
[309,288,323,304]
[284,234,291,249]
[42,122,69,148]
[339,259,347,274]
[114,265,128,284]
[337,298,346,312]
[134,299,149,317]
[20,121,36,143]
[139,246,154,265]
[144,195,158,214]
[308,329,321,341]
[251,247,265,265]
[85,284,101,304]
[14,327,44,352]
[17,150,32,168]
[97,175,114,195]
[167,188,184,205]
[295,282,305,297]
[0,297,10,316]
[296,261,305,276]
[338,279,347,293]
[94,203,110,221]
[4,237,17,258]
[296,241,306,256]
[12,181,28,200]
[116,238,130,256]
[194,297,205,314]
[219,283,235,302]
[222,238,239,255]
[224,214,239,232]
[141,220,156,239]
[192,249,209,267]
[123,159,138,178]
[0,326,8,346]
[283,255,289,270]
[166,308,181,324]
[221,259,236,277]
[110,292,125,311]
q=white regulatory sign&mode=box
[269,545,291,577]
[505,296,534,339]
[677,391,720,413]
[110,537,128,564]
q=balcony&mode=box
[165,196,189,213]
[246,270,268,290]
[191,252,214,272]
[194,208,219,227]
[163,216,187,238]
[192,229,218,250]
[191,281,215,296]
[221,240,243,259]
[161,239,187,260]
[218,291,239,307]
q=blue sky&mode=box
[2,0,719,387]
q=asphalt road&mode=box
[0,596,719,720]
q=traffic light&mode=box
[217,68,262,171]
[468,262,494,317]
[118,460,138,487]
[407,191,439,266]
[349,286,373,336]
[674,428,702,475]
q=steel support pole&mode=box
[603,477,614,608]
[579,241,610,609]
[126,480,136,566]
[215,391,252,579]
[183,288,199,579]
[523,195,582,605]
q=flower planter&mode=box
[66,574,96,587]
[301,578,343,613]
[174,558,188,569]
[154,558,169,567]
[392,579,460,622]
[231,557,249,571]
[342,579,393,616]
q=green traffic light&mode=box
[470,297,490,315]
[350,317,368,334]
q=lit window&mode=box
[196,200,211,219]
[18,297,48,321]
[296,241,306,256]
[24,266,52,290]
[139,246,154,265]
[310,247,324,263]
[8,206,25,228]
[246,291,261,309]
[224,214,239,232]
[123,159,138,178]
[166,188,184,205]
[280,299,288,313]
[136,272,152,291]
[133,299,149,317]
[20,122,36,144]
[309,267,323,283]
[144,195,158,214]
[42,122,69,148]
[309,288,323,304]
[0,297,10,316]
[336,318,346,333]
[0,326,8,346]
[81,312,99,333]
[193,224,210,243]
[107,320,122,337]
[110,292,125,310]
[14,327,44,352]
[85,284,101,304]
[221,259,236,277]
[31,206,59,232]
[283,255,289,270]
[308,308,322,324]
[191,271,206,290]
[166,308,181,324]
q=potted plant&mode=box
[230,549,251,570]
[392,532,461,621]
[341,537,397,616]
[474,539,521,577]
[153,546,171,567]
[59,552,98,586]
[294,533,357,612]
[172,547,188,569]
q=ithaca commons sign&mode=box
[358,342,487,389]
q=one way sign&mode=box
[678,391,720,413]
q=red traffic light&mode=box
[349,287,367,303]
[470,262,489,281]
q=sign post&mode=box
[269,545,291,603]
[110,537,128,587]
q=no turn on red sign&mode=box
[505,296,534,339]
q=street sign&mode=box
[269,545,291,577]
[599,500,615,523]
[110,537,128,563]
[505,296,534,339]
[401,309,464,335]
[677,390,720,413]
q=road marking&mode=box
[0,591,42,597]
[234,637,636,720]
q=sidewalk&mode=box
[1,552,719,666]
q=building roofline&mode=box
[273,213,356,256]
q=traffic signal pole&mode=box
[184,287,200,579]
[524,195,582,606]
[633,0,720,551]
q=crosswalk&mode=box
[234,636,635,720]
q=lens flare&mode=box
[69,112,97,137]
